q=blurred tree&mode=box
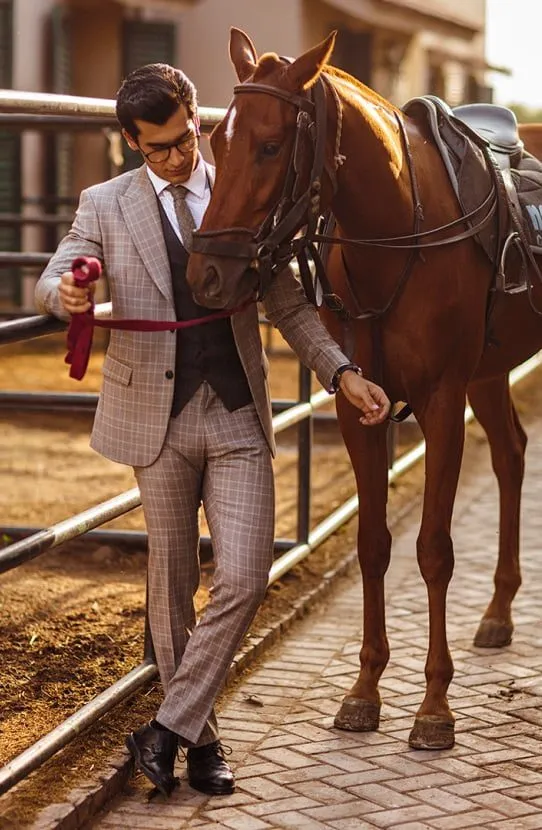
[509,103,542,124]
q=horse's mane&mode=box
[252,52,399,119]
[323,64,397,118]
[323,65,399,114]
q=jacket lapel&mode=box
[119,166,174,307]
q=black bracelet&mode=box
[330,363,363,393]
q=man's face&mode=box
[123,102,199,185]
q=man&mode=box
[35,63,390,799]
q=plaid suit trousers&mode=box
[134,382,275,746]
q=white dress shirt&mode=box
[146,155,210,247]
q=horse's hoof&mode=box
[333,696,380,731]
[474,618,513,648]
[408,715,455,750]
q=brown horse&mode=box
[187,29,542,750]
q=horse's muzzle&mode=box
[189,254,259,310]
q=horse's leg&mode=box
[467,374,526,648]
[408,386,466,750]
[333,401,391,733]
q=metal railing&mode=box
[0,300,341,794]
[0,89,343,794]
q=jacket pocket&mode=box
[102,355,133,386]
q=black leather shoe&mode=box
[126,722,178,797]
[187,741,235,795]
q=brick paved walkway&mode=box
[89,424,542,830]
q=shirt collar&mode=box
[146,154,207,198]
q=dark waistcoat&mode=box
[158,201,252,417]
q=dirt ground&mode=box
[1,329,540,829]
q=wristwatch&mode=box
[330,362,363,393]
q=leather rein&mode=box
[191,72,498,324]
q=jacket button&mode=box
[165,370,174,379]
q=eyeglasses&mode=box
[142,134,199,164]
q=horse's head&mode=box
[187,27,337,309]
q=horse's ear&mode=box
[229,27,258,83]
[284,31,337,91]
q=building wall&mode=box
[12,0,56,307]
[302,0,487,105]
[177,0,306,109]
[10,0,491,176]
[71,1,123,193]
[6,0,492,303]
[397,0,484,29]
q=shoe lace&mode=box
[179,740,232,762]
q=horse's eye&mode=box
[262,143,280,158]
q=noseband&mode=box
[191,74,336,301]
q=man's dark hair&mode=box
[116,63,198,139]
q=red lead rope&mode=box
[65,256,250,380]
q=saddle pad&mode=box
[512,156,542,251]
[402,96,498,262]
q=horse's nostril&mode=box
[204,265,221,297]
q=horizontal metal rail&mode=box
[0,90,225,132]
[0,303,282,345]
[0,114,118,130]
[0,389,333,575]
[0,391,100,412]
[1,527,148,549]
[0,527,294,567]
[0,252,52,267]
[0,488,141,573]
[0,391,339,426]
[0,212,74,226]
[0,660,158,797]
[0,301,110,344]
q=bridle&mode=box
[191,69,498,316]
[192,73,334,301]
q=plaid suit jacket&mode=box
[35,163,348,466]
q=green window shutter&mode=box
[122,20,176,171]
[0,0,12,85]
[123,20,175,75]
[0,0,20,304]
[49,4,72,94]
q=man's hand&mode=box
[59,269,96,315]
[338,369,391,426]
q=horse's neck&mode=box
[323,76,419,309]
[328,76,413,237]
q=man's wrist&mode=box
[330,363,363,393]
